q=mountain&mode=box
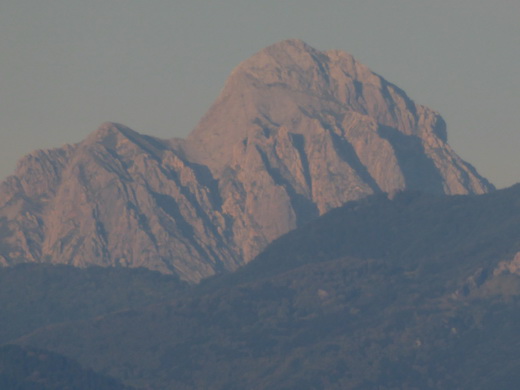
[13,185,520,389]
[0,39,493,282]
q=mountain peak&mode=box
[234,39,359,83]
[0,40,494,282]
[83,121,169,159]
[261,38,313,52]
[187,41,448,176]
[231,39,335,87]
[85,122,137,144]
[243,39,357,70]
[254,38,321,60]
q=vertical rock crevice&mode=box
[0,40,494,282]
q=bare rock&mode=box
[0,40,494,282]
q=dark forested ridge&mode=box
[9,185,520,389]
[0,264,188,344]
[0,345,135,390]
[213,184,520,289]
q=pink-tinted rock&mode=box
[0,40,493,282]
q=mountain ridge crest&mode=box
[0,40,494,282]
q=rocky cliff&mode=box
[0,40,493,282]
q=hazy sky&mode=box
[1,1,519,188]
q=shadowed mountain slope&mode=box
[13,185,520,389]
[0,344,135,390]
[0,264,188,344]
[0,40,493,282]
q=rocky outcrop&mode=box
[185,39,493,262]
[0,40,493,282]
[0,124,239,282]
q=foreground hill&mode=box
[13,185,520,389]
[0,264,187,344]
[0,39,492,282]
[0,345,134,390]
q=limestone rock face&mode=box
[0,123,238,282]
[0,40,493,282]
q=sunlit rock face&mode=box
[0,40,493,282]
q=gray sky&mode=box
[1,0,519,188]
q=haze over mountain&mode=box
[3,38,520,390]
[0,40,493,282]
[13,185,520,389]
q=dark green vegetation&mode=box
[0,344,134,390]
[6,185,520,389]
[0,264,188,343]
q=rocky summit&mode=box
[0,40,493,282]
